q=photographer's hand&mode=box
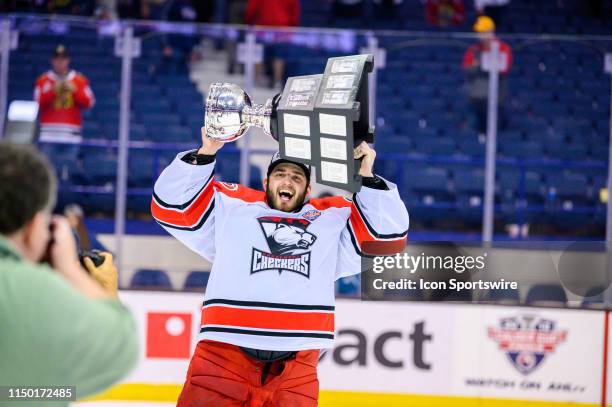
[50,216,113,300]
[83,253,118,298]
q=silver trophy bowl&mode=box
[204,82,277,143]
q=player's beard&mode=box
[266,181,309,212]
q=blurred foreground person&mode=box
[0,143,138,405]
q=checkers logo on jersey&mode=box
[251,216,317,278]
[488,315,567,375]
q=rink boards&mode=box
[84,291,608,407]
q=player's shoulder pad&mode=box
[214,181,266,203]
[309,195,352,210]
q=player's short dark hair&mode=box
[0,143,57,235]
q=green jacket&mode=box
[0,237,138,406]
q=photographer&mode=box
[0,143,138,404]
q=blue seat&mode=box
[546,142,588,161]
[149,125,191,143]
[335,275,360,297]
[165,86,203,104]
[377,136,411,154]
[127,193,153,213]
[383,286,423,301]
[433,287,472,302]
[482,287,520,303]
[143,113,181,128]
[130,269,172,290]
[135,99,172,115]
[406,167,450,195]
[128,124,147,141]
[501,141,544,159]
[132,87,162,101]
[83,192,116,214]
[525,284,567,306]
[184,271,211,291]
[128,150,154,187]
[96,108,119,124]
[456,135,485,157]
[83,156,116,185]
[249,165,263,189]
[414,137,456,156]
[454,169,484,195]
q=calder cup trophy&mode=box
[204,54,374,193]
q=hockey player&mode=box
[151,128,409,406]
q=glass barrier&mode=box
[3,14,611,309]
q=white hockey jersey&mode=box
[151,152,409,351]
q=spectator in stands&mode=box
[426,0,465,27]
[474,0,509,28]
[462,16,512,138]
[245,0,300,90]
[34,44,95,158]
[139,0,166,19]
[64,203,106,251]
[226,0,247,75]
[0,143,138,403]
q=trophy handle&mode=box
[242,94,282,141]
[268,93,282,142]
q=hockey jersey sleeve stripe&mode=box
[347,220,408,256]
[201,306,335,333]
[154,201,215,231]
[152,172,214,210]
[200,326,334,339]
[203,298,334,311]
[151,174,215,227]
[351,196,409,240]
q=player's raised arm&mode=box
[335,142,410,279]
[150,128,224,262]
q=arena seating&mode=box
[183,271,211,292]
[130,268,173,290]
[481,287,520,304]
[7,0,611,238]
[525,284,568,305]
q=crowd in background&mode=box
[0,0,607,28]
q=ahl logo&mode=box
[302,209,322,221]
[251,216,317,278]
[488,315,567,375]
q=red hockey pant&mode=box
[177,340,319,407]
